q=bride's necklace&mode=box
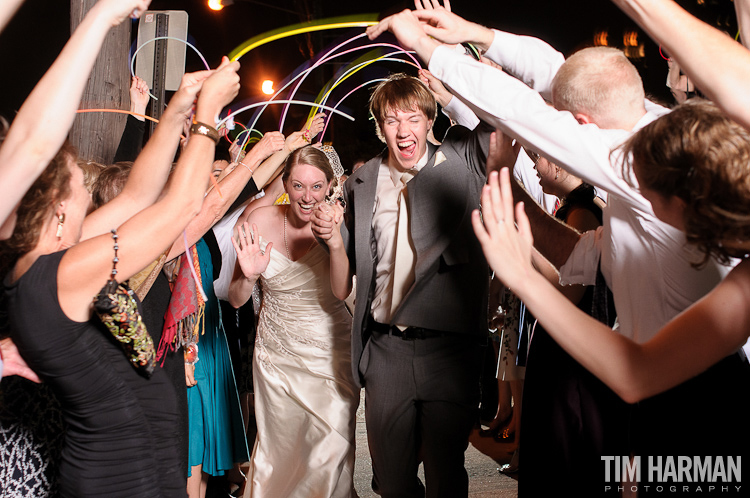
[284,211,316,261]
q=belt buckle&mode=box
[399,327,420,340]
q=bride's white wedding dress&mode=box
[246,240,359,498]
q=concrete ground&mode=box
[353,390,519,498]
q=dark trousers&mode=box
[360,330,484,498]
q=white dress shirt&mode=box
[370,150,429,324]
[428,32,733,343]
[211,205,247,301]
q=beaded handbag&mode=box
[92,229,155,377]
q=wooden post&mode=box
[68,0,131,164]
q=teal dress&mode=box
[187,238,249,476]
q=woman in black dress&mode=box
[0,59,241,497]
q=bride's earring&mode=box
[56,213,65,238]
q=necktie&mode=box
[390,170,416,325]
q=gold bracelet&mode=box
[189,121,220,144]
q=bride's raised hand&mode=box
[232,222,272,279]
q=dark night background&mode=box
[0,0,739,169]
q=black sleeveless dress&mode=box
[5,250,179,498]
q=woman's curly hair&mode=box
[620,100,750,267]
[0,142,77,277]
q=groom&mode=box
[312,73,491,497]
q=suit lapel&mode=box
[394,143,443,315]
[349,154,383,299]
[402,142,464,304]
[351,154,381,248]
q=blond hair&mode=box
[552,47,645,129]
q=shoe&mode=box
[499,449,519,475]
[226,465,247,497]
[478,413,512,438]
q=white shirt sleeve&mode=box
[558,227,603,287]
[442,96,481,129]
[211,206,246,301]
[429,42,649,210]
[482,30,565,101]
[645,98,671,119]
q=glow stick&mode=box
[320,78,387,139]
[130,36,211,100]
[228,15,379,61]
[217,100,354,130]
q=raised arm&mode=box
[473,169,750,403]
[367,7,638,208]
[228,221,272,308]
[612,0,750,129]
[251,113,326,190]
[738,0,750,49]
[366,10,442,64]
[81,68,213,240]
[0,0,151,233]
[419,68,481,129]
[411,3,565,98]
[512,181,580,268]
[486,130,580,268]
[112,76,150,163]
[58,59,240,322]
[128,76,151,122]
[164,130,285,261]
[0,0,26,33]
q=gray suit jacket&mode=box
[342,123,493,387]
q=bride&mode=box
[228,146,359,498]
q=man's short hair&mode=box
[551,47,645,129]
[369,73,437,143]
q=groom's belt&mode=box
[368,319,456,341]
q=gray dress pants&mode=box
[360,330,484,498]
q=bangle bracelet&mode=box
[184,342,199,365]
[190,121,220,144]
[240,161,253,173]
